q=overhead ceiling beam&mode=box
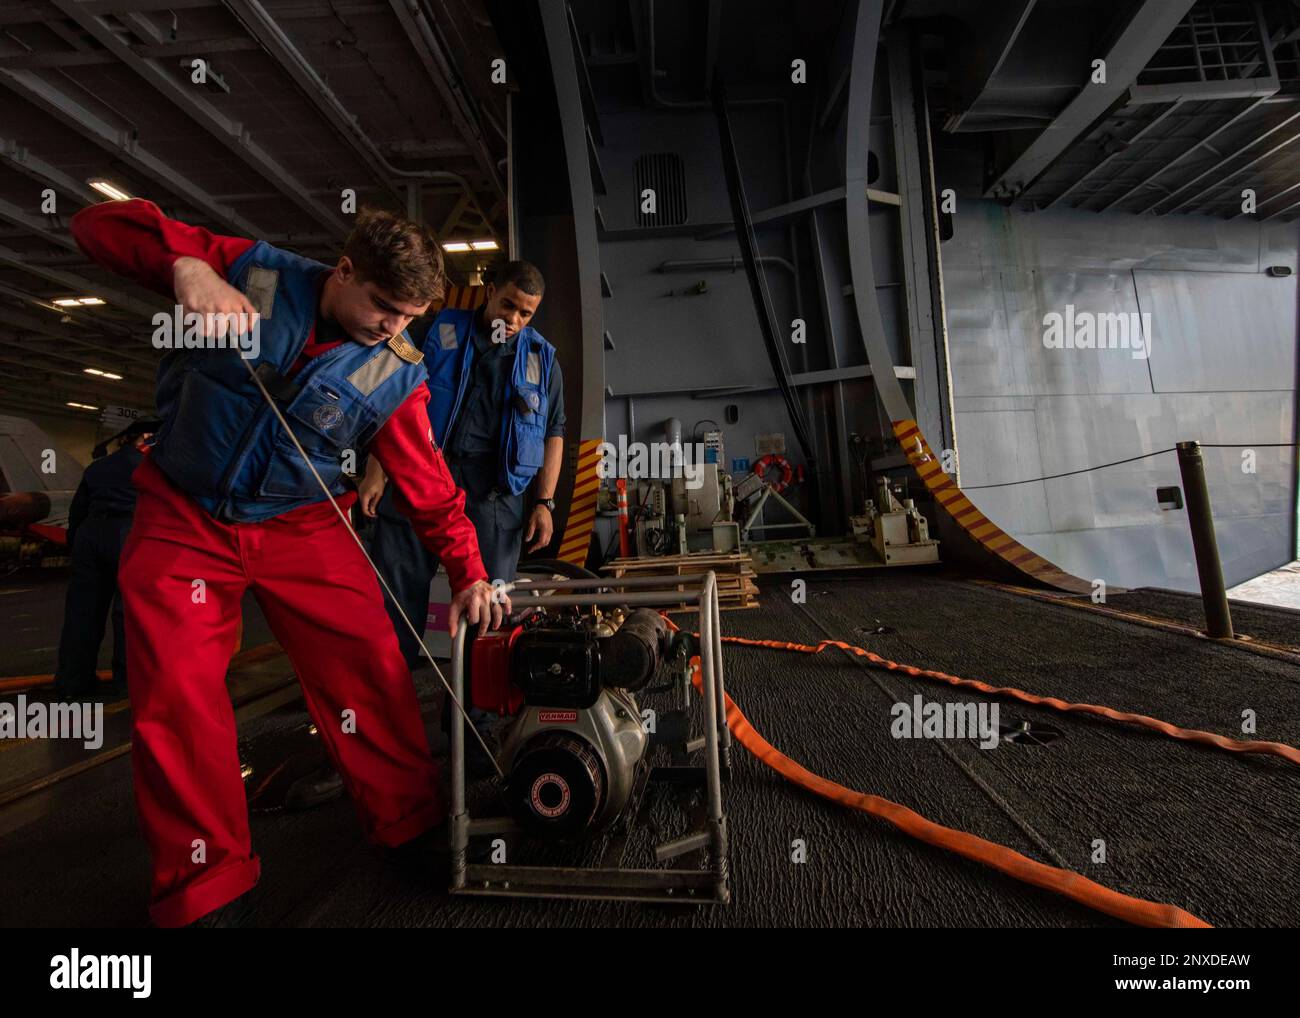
[1096,94,1274,212]
[0,197,80,252]
[1045,99,1184,209]
[1245,174,1300,217]
[20,252,96,267]
[0,392,97,420]
[0,34,263,68]
[0,36,262,68]
[944,0,1038,132]
[1261,192,1300,220]
[0,315,160,370]
[0,287,162,366]
[0,346,156,403]
[0,287,157,346]
[217,0,403,207]
[0,309,160,372]
[0,243,164,318]
[0,391,109,422]
[0,375,139,409]
[388,0,505,202]
[1148,107,1300,214]
[219,0,495,233]
[985,0,1198,199]
[0,351,150,392]
[79,0,214,13]
[132,36,262,58]
[0,49,115,69]
[438,193,470,237]
[0,329,156,384]
[48,2,350,236]
[0,4,53,26]
[0,68,275,239]
[0,134,101,205]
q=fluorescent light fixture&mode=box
[84,368,104,376]
[442,241,472,252]
[77,297,105,306]
[470,239,499,251]
[102,372,122,380]
[53,298,82,307]
[66,402,99,410]
[88,179,133,201]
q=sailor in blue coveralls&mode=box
[361,261,565,664]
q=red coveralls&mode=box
[71,201,488,927]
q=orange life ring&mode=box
[754,453,793,493]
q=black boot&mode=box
[284,764,346,810]
[185,888,257,928]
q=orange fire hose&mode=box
[0,670,111,694]
[714,633,1300,767]
[667,619,1216,927]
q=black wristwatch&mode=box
[538,498,556,512]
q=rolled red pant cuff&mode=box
[150,855,261,928]
[369,800,445,848]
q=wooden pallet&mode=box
[602,552,760,610]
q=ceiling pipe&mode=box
[221,0,498,237]
[390,0,506,208]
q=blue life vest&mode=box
[423,308,555,497]
[150,240,428,522]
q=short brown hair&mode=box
[342,207,445,305]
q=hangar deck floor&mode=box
[2,570,1297,928]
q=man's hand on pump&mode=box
[448,579,511,638]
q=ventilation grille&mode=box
[634,152,688,227]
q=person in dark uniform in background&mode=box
[360,260,565,657]
[360,262,564,768]
[52,418,160,701]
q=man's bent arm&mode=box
[70,198,253,293]
[370,386,489,592]
[362,454,387,489]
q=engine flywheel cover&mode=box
[505,731,605,839]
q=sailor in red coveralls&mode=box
[71,199,508,927]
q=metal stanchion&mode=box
[1175,441,1234,639]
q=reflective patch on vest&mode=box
[526,351,542,385]
[438,322,459,350]
[387,334,423,364]
[346,348,404,396]
[243,266,278,320]
[313,404,345,431]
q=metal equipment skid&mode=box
[448,572,732,905]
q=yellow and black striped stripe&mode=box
[893,419,1091,594]
[434,284,486,312]
[557,439,603,566]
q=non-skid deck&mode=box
[2,571,1296,927]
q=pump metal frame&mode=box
[449,571,731,905]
